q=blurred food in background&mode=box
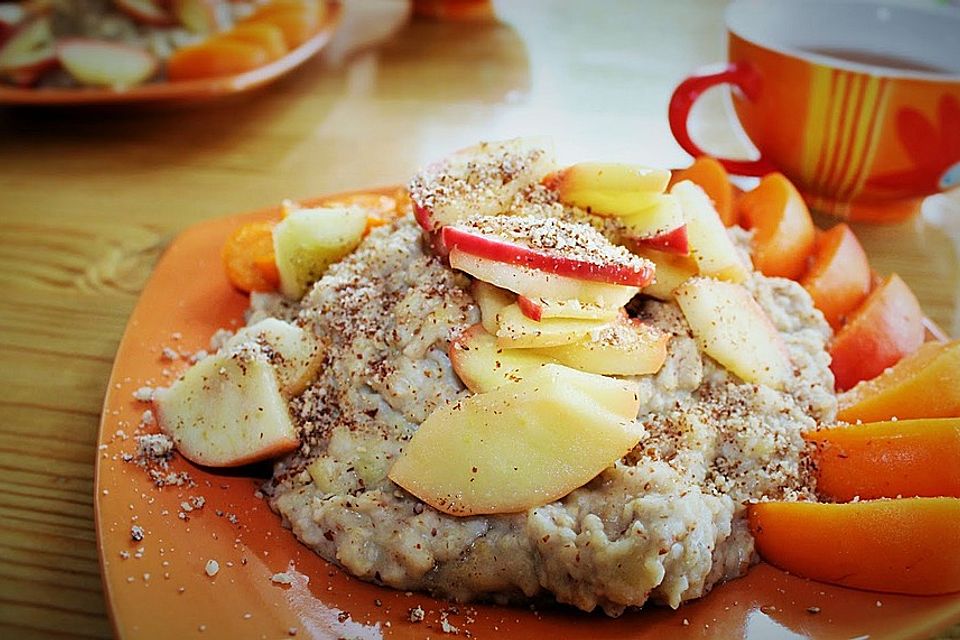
[0,0,331,88]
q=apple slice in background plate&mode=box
[409,137,556,233]
[675,276,793,390]
[113,0,176,26]
[173,0,231,34]
[57,39,159,88]
[0,15,57,85]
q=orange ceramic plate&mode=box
[96,189,960,640]
[0,2,341,106]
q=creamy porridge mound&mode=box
[257,211,836,616]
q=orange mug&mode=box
[669,0,960,223]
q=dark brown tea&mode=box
[803,47,953,74]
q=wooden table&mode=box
[0,1,957,637]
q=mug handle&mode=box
[668,62,776,177]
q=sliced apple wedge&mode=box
[675,277,792,390]
[0,4,26,32]
[273,206,368,298]
[388,364,643,516]
[619,194,689,255]
[113,0,175,26]
[442,216,655,287]
[672,180,749,283]
[545,162,671,216]
[155,352,299,467]
[0,15,56,79]
[534,319,669,376]
[409,137,556,232]
[634,247,698,301]
[496,302,613,349]
[57,39,158,88]
[472,280,514,335]
[450,323,556,392]
[172,0,230,33]
[451,249,640,308]
[225,318,322,397]
[516,295,621,322]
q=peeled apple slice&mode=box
[388,364,643,516]
[224,317,321,397]
[155,352,299,467]
[675,276,792,389]
[273,206,367,298]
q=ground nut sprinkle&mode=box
[408,140,553,230]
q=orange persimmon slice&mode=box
[221,23,288,61]
[749,497,960,595]
[800,223,871,329]
[167,39,270,81]
[737,172,816,279]
[669,157,735,226]
[829,274,924,391]
[222,222,278,292]
[805,419,960,501]
[838,339,960,423]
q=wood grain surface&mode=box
[0,1,957,638]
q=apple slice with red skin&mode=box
[172,0,230,33]
[516,295,621,322]
[441,220,655,288]
[451,249,640,308]
[57,39,158,88]
[0,15,56,80]
[113,0,176,26]
[830,274,924,391]
[409,137,556,233]
[630,224,688,255]
[619,194,689,256]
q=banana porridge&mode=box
[156,139,837,616]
